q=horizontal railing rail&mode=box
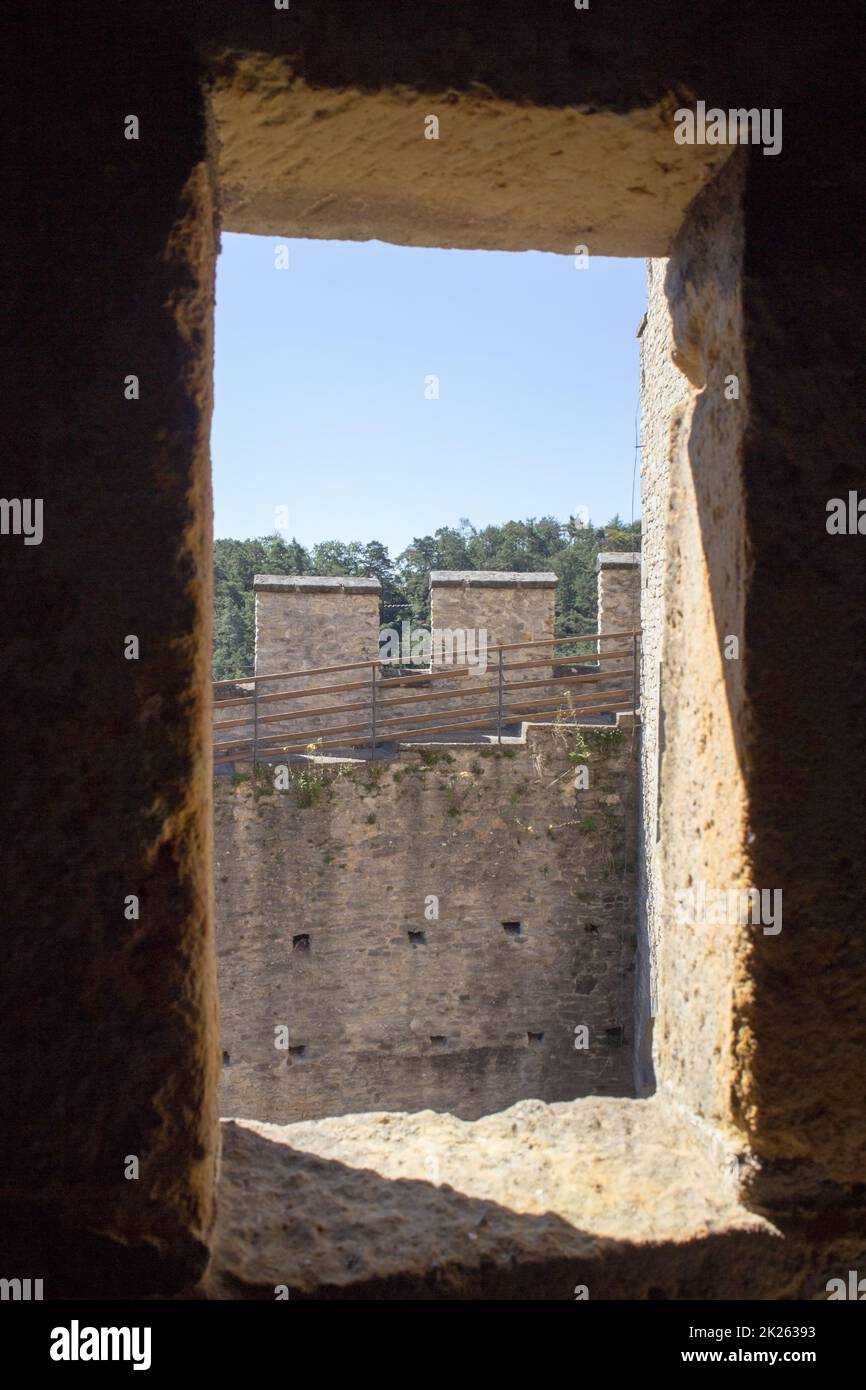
[213,629,641,765]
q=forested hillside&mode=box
[213,515,641,679]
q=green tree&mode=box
[213,534,310,678]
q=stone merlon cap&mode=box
[429,570,558,589]
[253,574,382,594]
[595,552,641,573]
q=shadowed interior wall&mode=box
[1,12,219,1294]
[654,122,866,1212]
[734,115,866,1192]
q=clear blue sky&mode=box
[212,234,647,557]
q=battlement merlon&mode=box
[253,574,382,679]
[429,570,558,670]
[596,552,641,667]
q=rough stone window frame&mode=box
[202,86,752,1295]
[204,77,864,1296]
[6,8,862,1299]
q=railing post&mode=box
[370,662,377,755]
[251,679,259,767]
[497,650,504,744]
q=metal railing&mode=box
[212,629,641,766]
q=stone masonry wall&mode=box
[596,554,640,653]
[429,572,557,726]
[635,262,692,1092]
[595,554,640,704]
[252,576,381,751]
[215,722,637,1123]
[254,576,381,678]
[430,571,556,675]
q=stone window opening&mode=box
[212,235,643,1135]
[200,108,758,1302]
[12,9,858,1305]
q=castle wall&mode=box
[215,722,637,1122]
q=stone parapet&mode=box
[253,575,382,749]
[595,553,641,712]
[429,573,558,723]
